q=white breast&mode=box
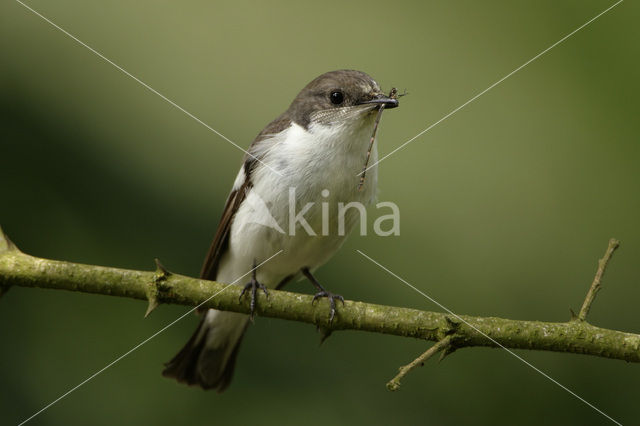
[217,116,379,287]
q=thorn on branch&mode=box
[444,315,461,335]
[155,258,171,277]
[387,335,453,391]
[569,308,578,321]
[438,346,457,363]
[576,238,620,322]
[316,325,333,345]
[0,226,19,254]
[145,258,172,318]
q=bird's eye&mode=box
[330,90,344,105]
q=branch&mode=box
[389,237,625,390]
[1,226,639,388]
[577,238,619,322]
[387,335,453,391]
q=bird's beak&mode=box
[358,93,399,109]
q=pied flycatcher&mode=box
[163,70,399,391]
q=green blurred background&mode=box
[1,1,638,424]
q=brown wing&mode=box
[199,178,250,280]
[199,113,292,281]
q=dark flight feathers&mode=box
[162,115,292,391]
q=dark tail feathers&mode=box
[162,314,248,392]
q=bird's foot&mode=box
[312,290,344,323]
[239,264,268,320]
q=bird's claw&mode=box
[239,279,268,320]
[312,291,344,323]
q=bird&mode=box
[162,69,399,391]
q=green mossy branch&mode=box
[1,226,639,388]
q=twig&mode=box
[387,336,453,391]
[357,87,399,191]
[357,104,385,191]
[577,238,620,322]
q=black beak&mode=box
[358,94,399,109]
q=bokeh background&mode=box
[1,1,638,425]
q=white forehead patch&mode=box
[360,80,380,94]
